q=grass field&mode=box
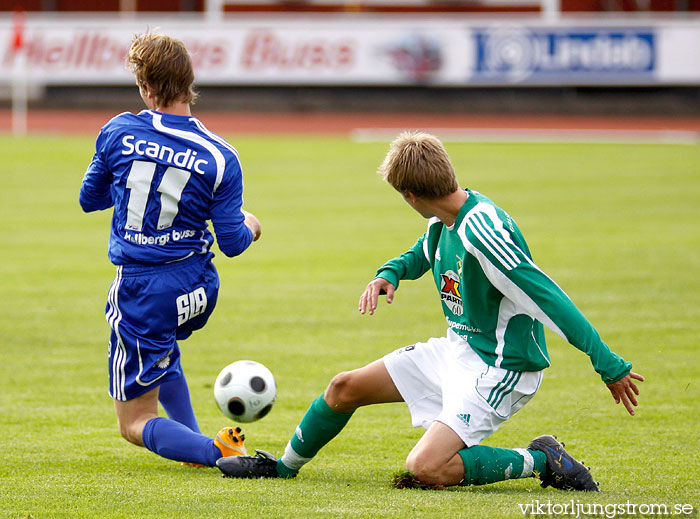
[0,133,698,519]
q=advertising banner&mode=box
[470,27,656,85]
[0,15,698,86]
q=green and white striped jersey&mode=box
[376,189,631,384]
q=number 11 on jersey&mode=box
[125,160,191,232]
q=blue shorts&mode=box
[105,253,219,401]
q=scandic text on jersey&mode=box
[121,135,208,174]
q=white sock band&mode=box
[514,448,535,478]
[280,441,313,470]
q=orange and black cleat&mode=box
[214,426,249,457]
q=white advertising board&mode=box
[1,14,699,86]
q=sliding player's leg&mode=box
[115,386,247,466]
[217,359,403,478]
[404,420,547,487]
[110,312,247,466]
[407,430,597,491]
[277,359,403,476]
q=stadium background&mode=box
[1,0,699,133]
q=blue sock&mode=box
[158,374,201,433]
[142,417,221,466]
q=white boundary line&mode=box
[350,128,700,145]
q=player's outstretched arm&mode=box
[606,371,644,416]
[243,210,261,242]
[359,278,396,316]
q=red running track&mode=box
[1,109,700,136]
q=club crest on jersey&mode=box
[156,354,171,369]
[440,269,463,316]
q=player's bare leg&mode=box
[114,387,160,446]
[324,359,403,413]
[405,421,466,486]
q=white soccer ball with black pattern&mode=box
[214,360,276,423]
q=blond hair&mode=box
[127,32,198,108]
[377,131,459,199]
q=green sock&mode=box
[458,445,547,486]
[277,394,354,477]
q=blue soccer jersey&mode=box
[80,110,253,265]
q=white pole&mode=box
[10,11,27,137]
[205,0,225,23]
[541,0,561,22]
[11,58,27,137]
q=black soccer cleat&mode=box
[528,435,599,492]
[217,449,284,478]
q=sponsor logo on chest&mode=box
[440,269,463,316]
[121,135,209,174]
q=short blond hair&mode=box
[377,131,459,199]
[127,32,198,108]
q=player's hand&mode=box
[243,210,261,242]
[359,278,396,315]
[606,371,644,416]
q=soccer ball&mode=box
[214,360,276,423]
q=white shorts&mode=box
[383,329,543,447]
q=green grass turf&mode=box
[0,134,698,518]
